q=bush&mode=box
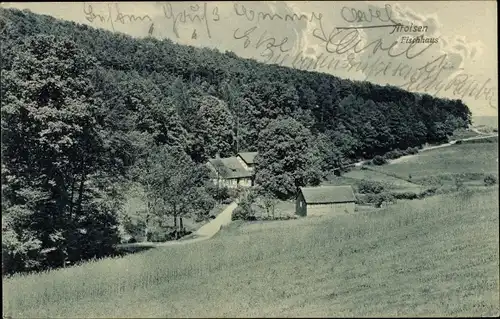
[231,189,258,221]
[384,149,402,160]
[357,180,385,194]
[406,147,419,155]
[372,155,387,166]
[232,206,256,221]
[393,192,419,200]
[484,174,497,186]
[358,192,395,208]
[418,187,438,198]
[376,193,396,208]
[206,183,232,203]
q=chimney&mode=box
[215,152,220,159]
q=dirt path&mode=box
[117,201,238,249]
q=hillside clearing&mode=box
[376,142,498,182]
[343,168,422,191]
[3,188,499,317]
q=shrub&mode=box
[484,174,497,186]
[393,192,419,200]
[232,207,256,221]
[231,189,258,221]
[418,187,438,198]
[357,180,385,194]
[355,192,395,207]
[372,155,387,166]
[406,147,419,155]
[384,149,402,160]
[205,183,231,203]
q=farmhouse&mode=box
[207,153,256,188]
[236,151,258,172]
[296,185,356,217]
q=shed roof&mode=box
[237,152,258,165]
[299,186,356,204]
[208,157,252,179]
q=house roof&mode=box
[237,152,258,165]
[208,157,252,179]
[299,186,356,204]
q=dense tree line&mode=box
[1,8,471,274]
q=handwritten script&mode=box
[83,2,153,32]
[81,2,496,109]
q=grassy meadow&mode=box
[324,140,498,197]
[343,168,423,192]
[373,142,498,185]
[450,128,482,140]
[3,187,499,317]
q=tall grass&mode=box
[3,188,499,317]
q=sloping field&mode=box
[343,168,422,192]
[376,143,498,183]
[450,128,482,140]
[3,188,499,317]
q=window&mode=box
[299,201,302,208]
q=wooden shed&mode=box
[296,186,356,217]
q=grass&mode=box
[460,136,498,144]
[3,187,499,317]
[343,168,422,191]
[374,142,498,183]
[450,128,481,140]
[325,141,497,195]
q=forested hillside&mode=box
[1,8,471,274]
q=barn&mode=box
[296,185,356,217]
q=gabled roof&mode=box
[299,186,356,204]
[208,157,252,179]
[237,152,258,165]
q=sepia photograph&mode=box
[1,1,498,317]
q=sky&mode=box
[2,1,497,116]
